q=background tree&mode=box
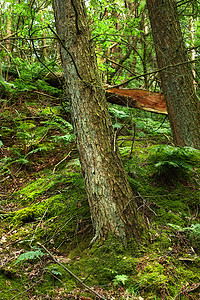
[146,0,200,149]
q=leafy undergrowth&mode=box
[1,93,200,299]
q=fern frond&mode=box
[148,145,200,178]
[15,248,44,264]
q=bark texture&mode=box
[147,0,200,149]
[52,0,142,243]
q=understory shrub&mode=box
[148,145,200,180]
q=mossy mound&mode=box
[3,169,91,250]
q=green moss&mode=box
[148,231,172,253]
[0,263,77,300]
[39,107,61,116]
[6,170,90,250]
[11,206,42,224]
[138,261,168,287]
[12,170,85,205]
[0,274,28,300]
[129,256,200,299]
[67,235,140,286]
[13,176,55,204]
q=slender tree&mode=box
[146,0,200,149]
[52,0,142,243]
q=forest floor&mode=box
[1,90,200,300]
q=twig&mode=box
[10,279,43,300]
[37,242,107,300]
[33,90,59,99]
[129,122,136,158]
[109,57,200,89]
[48,25,84,82]
[173,283,200,299]
[106,57,136,77]
[53,151,72,174]
[136,192,157,216]
[46,216,74,243]
[0,210,11,215]
[0,26,29,41]
[29,22,61,84]
[113,130,117,152]
[29,207,49,246]
[154,115,167,132]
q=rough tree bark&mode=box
[52,0,142,243]
[146,0,200,149]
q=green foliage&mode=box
[189,224,200,241]
[35,79,61,95]
[109,105,171,139]
[15,115,74,150]
[113,274,129,286]
[135,117,171,136]
[45,266,63,277]
[0,75,16,95]
[88,0,151,86]
[0,156,29,177]
[15,247,44,264]
[148,145,200,178]
[0,103,74,180]
[167,223,188,232]
[168,223,200,249]
[42,116,75,145]
[109,106,130,120]
[1,59,61,95]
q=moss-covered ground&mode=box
[1,93,200,299]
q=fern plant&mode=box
[113,274,129,286]
[148,145,200,179]
[15,247,44,264]
[189,224,200,249]
[168,223,200,251]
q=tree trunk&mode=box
[189,16,196,91]
[39,4,48,59]
[52,0,142,243]
[146,0,200,149]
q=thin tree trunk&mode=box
[189,16,196,91]
[39,7,48,58]
[146,0,200,149]
[52,0,142,243]
[5,5,12,63]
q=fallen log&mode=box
[44,73,167,114]
[105,88,167,115]
[4,69,167,114]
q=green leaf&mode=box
[15,249,44,264]
[51,269,63,277]
[113,274,128,286]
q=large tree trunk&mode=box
[146,0,200,149]
[52,0,142,243]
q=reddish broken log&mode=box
[44,73,167,114]
[105,88,167,115]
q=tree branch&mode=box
[37,242,107,300]
[109,58,200,89]
[48,25,84,82]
